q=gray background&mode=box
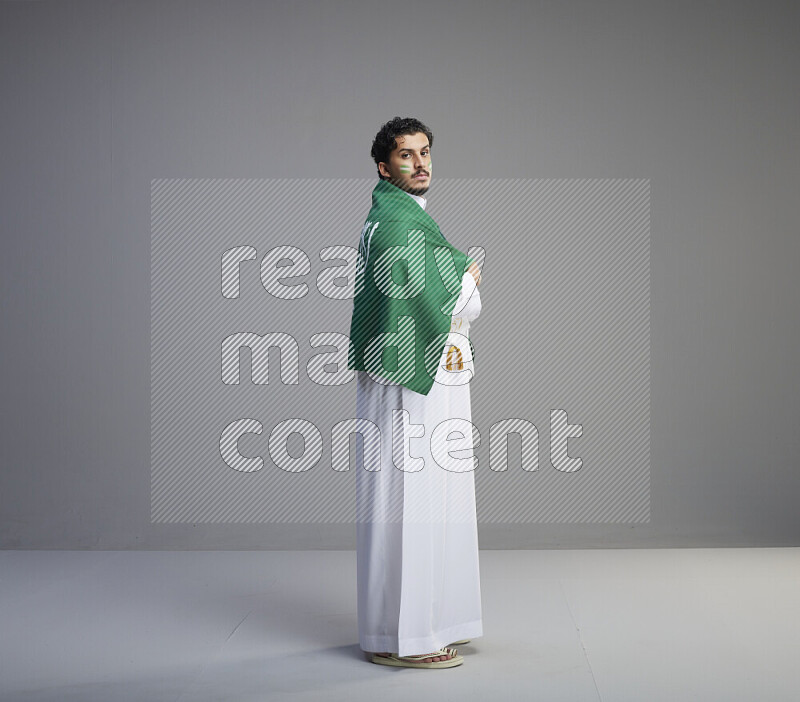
[1,0,798,549]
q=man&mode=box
[349,117,484,669]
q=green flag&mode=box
[348,179,476,395]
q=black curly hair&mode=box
[371,116,434,180]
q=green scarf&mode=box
[348,179,476,395]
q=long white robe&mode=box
[355,193,483,656]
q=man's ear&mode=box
[378,162,391,179]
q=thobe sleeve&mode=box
[451,271,482,322]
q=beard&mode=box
[389,174,429,196]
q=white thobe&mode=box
[355,191,484,656]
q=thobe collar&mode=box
[404,191,427,210]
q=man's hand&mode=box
[467,261,482,287]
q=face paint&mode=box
[399,165,412,173]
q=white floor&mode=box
[0,548,798,701]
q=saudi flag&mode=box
[348,179,476,395]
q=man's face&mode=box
[378,132,432,196]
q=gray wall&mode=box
[1,0,798,549]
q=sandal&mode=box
[449,639,471,645]
[370,647,464,669]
